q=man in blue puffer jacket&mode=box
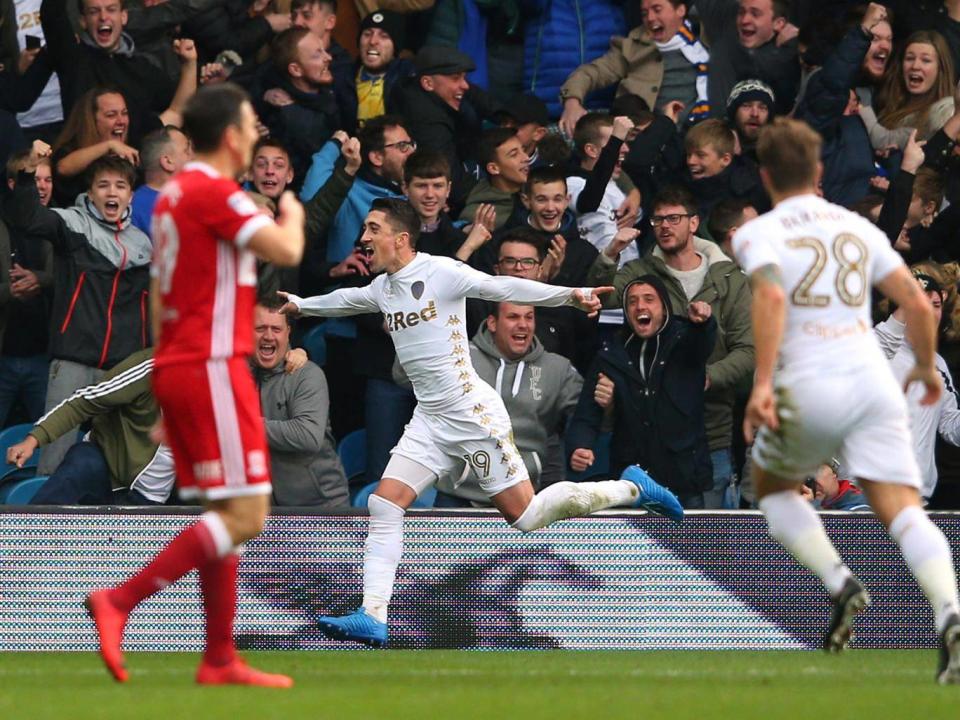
[523,0,626,118]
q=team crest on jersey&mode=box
[412,280,425,299]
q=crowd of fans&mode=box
[3,0,960,510]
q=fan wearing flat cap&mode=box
[387,45,502,213]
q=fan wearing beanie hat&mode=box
[726,79,775,159]
[354,9,413,127]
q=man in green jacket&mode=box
[589,185,753,507]
[7,348,172,505]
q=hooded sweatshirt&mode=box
[567,273,716,497]
[7,173,152,369]
[435,324,583,502]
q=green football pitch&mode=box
[0,650,956,719]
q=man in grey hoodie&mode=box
[252,298,348,508]
[434,301,583,506]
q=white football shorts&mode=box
[752,363,921,488]
[386,391,529,498]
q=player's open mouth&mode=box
[366,50,381,59]
[97,24,113,42]
[635,313,652,328]
[104,200,120,213]
[649,22,665,39]
[689,167,704,178]
[111,127,126,137]
[260,179,278,190]
[511,333,528,343]
[739,27,756,42]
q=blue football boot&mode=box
[317,608,388,648]
[620,465,684,524]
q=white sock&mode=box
[759,490,852,596]
[361,494,405,623]
[512,480,638,533]
[889,505,960,632]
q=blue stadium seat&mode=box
[352,480,376,508]
[351,481,437,509]
[338,429,367,482]
[4,476,48,504]
[411,486,436,508]
[567,431,612,482]
[302,325,327,366]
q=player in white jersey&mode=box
[733,115,960,684]
[280,198,684,647]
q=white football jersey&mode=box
[291,253,577,414]
[732,194,904,373]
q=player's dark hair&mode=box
[371,198,421,248]
[651,185,698,217]
[523,164,567,197]
[87,154,136,189]
[478,127,519,169]
[497,226,548,261]
[182,83,250,154]
[403,149,451,184]
[359,114,407,163]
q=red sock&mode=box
[199,553,239,667]
[109,520,219,613]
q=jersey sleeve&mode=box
[447,258,575,306]
[732,219,780,275]
[203,178,274,248]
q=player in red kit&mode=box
[83,84,305,687]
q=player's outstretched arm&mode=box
[465,268,612,315]
[877,265,943,405]
[247,192,305,267]
[277,288,379,318]
[743,263,786,441]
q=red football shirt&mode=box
[151,162,272,366]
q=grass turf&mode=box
[0,650,956,719]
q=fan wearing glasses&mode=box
[484,227,599,374]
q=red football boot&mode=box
[84,591,130,683]
[196,658,293,688]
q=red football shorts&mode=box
[153,357,272,500]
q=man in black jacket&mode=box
[41,0,198,128]
[260,27,338,186]
[387,45,500,211]
[567,273,716,507]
